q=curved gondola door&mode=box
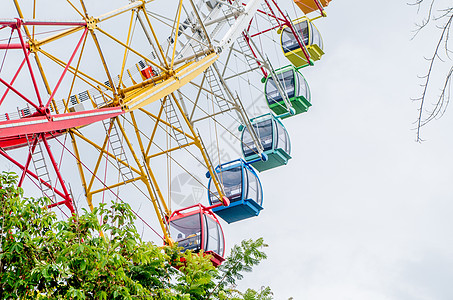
[208,159,263,223]
[241,114,291,171]
[280,17,324,67]
[169,204,225,267]
[265,65,311,118]
[294,0,332,15]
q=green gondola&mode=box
[264,65,311,118]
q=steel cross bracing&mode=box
[0,1,220,216]
[0,0,280,245]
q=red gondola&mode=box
[168,204,225,267]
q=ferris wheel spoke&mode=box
[44,28,88,109]
[95,26,166,73]
[117,12,137,90]
[87,30,119,98]
[0,52,26,104]
[0,75,39,111]
[169,0,184,69]
[64,0,85,19]
[78,0,90,18]
[38,49,112,93]
[63,31,89,113]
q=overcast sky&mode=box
[1,0,453,299]
[228,1,453,299]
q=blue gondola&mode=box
[265,64,311,118]
[241,113,291,172]
[207,159,263,223]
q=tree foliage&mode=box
[0,172,272,299]
[410,0,453,141]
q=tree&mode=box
[410,0,453,141]
[0,171,272,299]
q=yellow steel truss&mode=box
[12,0,226,246]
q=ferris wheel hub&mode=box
[86,17,98,30]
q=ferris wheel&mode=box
[0,0,333,266]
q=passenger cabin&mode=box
[280,17,324,67]
[293,0,332,15]
[208,159,263,223]
[169,204,225,267]
[241,114,291,172]
[265,65,311,118]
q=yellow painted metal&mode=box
[86,90,97,109]
[115,114,172,244]
[89,174,142,196]
[169,93,226,203]
[88,29,119,104]
[130,111,171,219]
[85,128,111,194]
[51,99,59,114]
[121,73,166,95]
[118,11,136,89]
[65,0,85,18]
[138,6,169,69]
[69,130,88,199]
[170,0,184,70]
[36,27,85,48]
[96,27,166,73]
[128,68,137,85]
[11,0,226,246]
[71,128,142,180]
[13,0,54,105]
[39,49,112,92]
[96,0,155,22]
[139,108,195,140]
[143,103,166,157]
[65,32,89,113]
[32,54,52,95]
[123,53,219,111]
[146,141,196,159]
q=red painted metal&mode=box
[249,25,280,38]
[15,24,44,108]
[0,131,64,150]
[0,17,110,215]
[269,0,311,64]
[141,67,155,79]
[242,32,268,77]
[232,1,310,73]
[0,19,86,27]
[0,107,124,138]
[21,20,87,26]
[263,0,282,27]
[45,28,88,109]
[18,135,38,187]
[0,20,19,27]
[41,135,74,212]
[0,43,25,50]
[0,148,68,200]
[0,76,40,111]
[313,0,324,13]
[0,56,28,106]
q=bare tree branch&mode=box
[411,0,453,141]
